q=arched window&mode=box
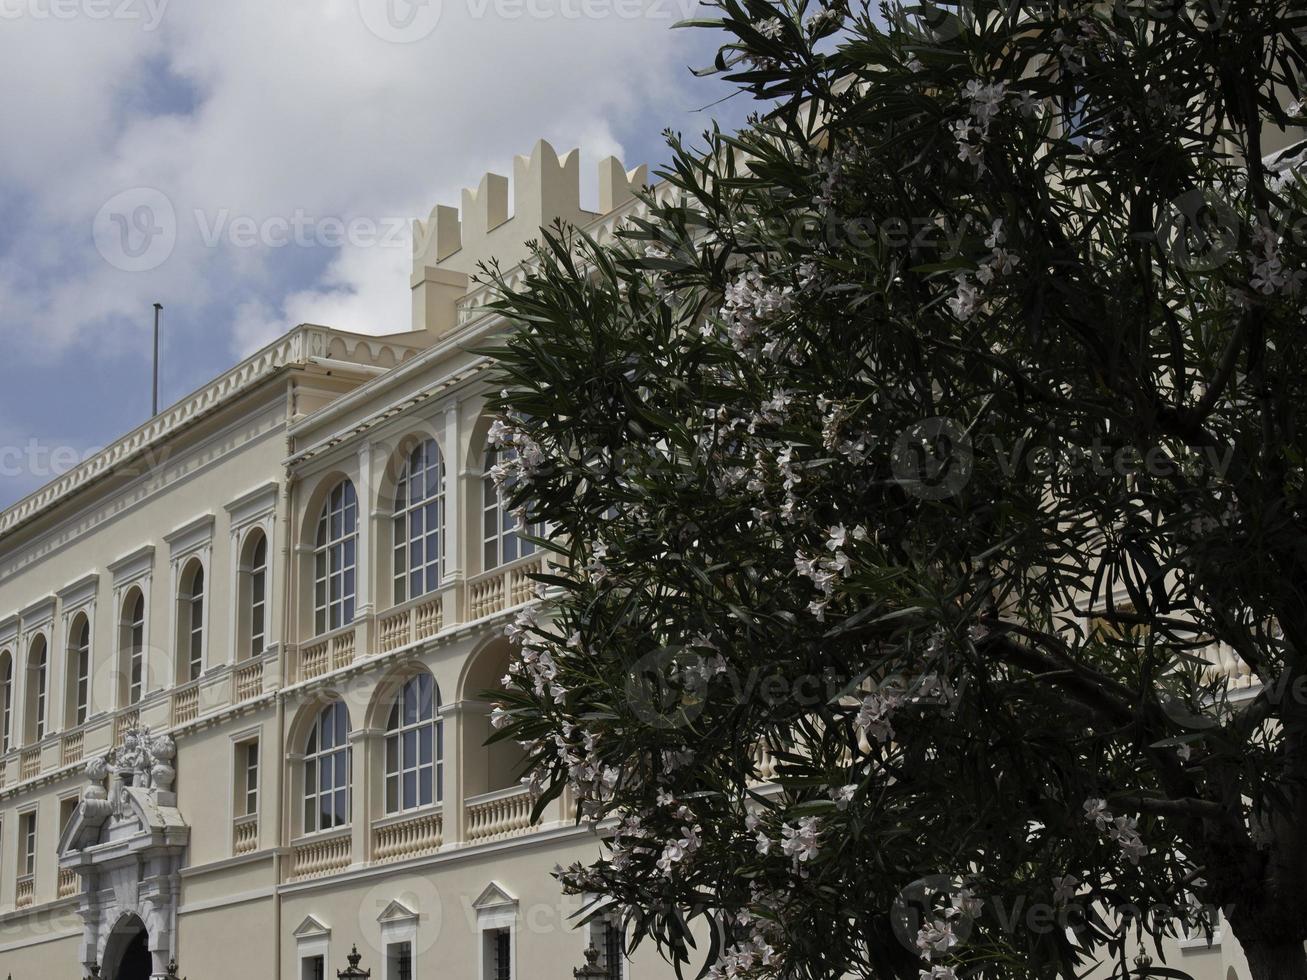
[66,615,90,728]
[178,559,205,683]
[303,701,350,834]
[384,673,441,814]
[0,651,13,753]
[392,439,445,605]
[482,441,538,570]
[25,636,48,743]
[120,589,146,706]
[314,480,358,635]
[239,530,269,660]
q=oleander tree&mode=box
[483,2,1307,978]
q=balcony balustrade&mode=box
[233,814,259,856]
[171,684,200,726]
[114,709,140,744]
[372,808,443,863]
[378,592,446,655]
[289,830,352,881]
[466,553,545,621]
[464,785,539,844]
[57,867,78,900]
[234,658,265,702]
[61,731,84,767]
[15,875,33,908]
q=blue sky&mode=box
[0,0,752,507]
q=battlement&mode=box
[411,139,647,336]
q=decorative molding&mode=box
[224,481,280,528]
[293,914,331,940]
[57,572,100,612]
[0,614,19,649]
[18,595,57,633]
[107,544,156,586]
[164,514,216,559]
[473,881,518,931]
[0,325,427,543]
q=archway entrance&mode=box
[103,914,153,980]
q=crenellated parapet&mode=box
[411,138,647,336]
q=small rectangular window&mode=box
[301,955,325,980]
[494,929,512,980]
[590,915,625,980]
[243,740,259,816]
[387,941,413,980]
[19,810,36,877]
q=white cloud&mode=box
[0,0,717,360]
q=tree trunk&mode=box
[1242,937,1307,980]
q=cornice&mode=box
[0,325,428,545]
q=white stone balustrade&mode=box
[464,785,538,844]
[289,831,352,881]
[372,809,443,863]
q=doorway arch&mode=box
[103,913,153,980]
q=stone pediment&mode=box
[472,881,517,911]
[293,915,331,939]
[59,785,188,857]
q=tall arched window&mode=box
[384,673,441,814]
[25,636,47,743]
[482,441,538,570]
[239,531,268,660]
[303,700,350,834]
[314,480,358,635]
[66,615,90,728]
[393,439,444,605]
[120,589,146,706]
[178,559,205,683]
[0,651,13,753]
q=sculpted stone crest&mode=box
[82,726,177,817]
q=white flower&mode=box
[780,816,821,863]
[946,272,979,319]
[946,887,982,919]
[855,690,901,744]
[1052,874,1078,907]
[831,784,857,810]
[915,919,959,960]
[489,706,512,730]
[1082,797,1110,830]
[757,16,784,39]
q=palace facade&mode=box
[0,140,659,980]
[0,131,1298,979]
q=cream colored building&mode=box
[0,140,659,980]
[0,133,1294,980]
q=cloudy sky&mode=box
[0,0,749,506]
